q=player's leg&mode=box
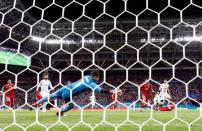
[56,98,74,116]
[56,89,72,116]
[54,99,57,107]
[166,94,171,105]
[91,100,95,110]
[37,92,58,105]
[140,94,147,111]
[165,95,174,110]
[113,101,118,110]
[42,105,46,112]
[153,96,158,110]
[5,96,13,112]
[159,96,173,112]
[146,96,151,107]
[91,102,94,110]
[6,96,11,107]
[42,101,47,112]
[10,96,14,108]
[162,94,170,107]
[41,92,49,112]
[61,102,74,112]
[159,106,172,111]
[34,88,62,107]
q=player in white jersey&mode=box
[36,73,54,112]
[151,80,175,111]
[159,80,171,100]
[153,80,171,110]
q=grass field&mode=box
[0,109,201,131]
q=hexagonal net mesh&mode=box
[0,0,202,131]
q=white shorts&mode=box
[40,91,49,98]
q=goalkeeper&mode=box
[32,71,115,116]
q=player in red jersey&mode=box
[2,80,15,108]
[111,89,122,109]
[140,80,153,112]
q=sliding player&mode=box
[36,73,53,112]
[154,80,174,111]
[2,80,15,109]
[32,71,116,116]
[140,80,153,112]
[153,91,163,110]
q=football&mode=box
[154,95,165,106]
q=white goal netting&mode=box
[0,0,202,131]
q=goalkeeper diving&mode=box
[32,71,119,116]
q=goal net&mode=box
[0,0,202,131]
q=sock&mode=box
[159,106,172,111]
[141,102,145,109]
[61,103,74,113]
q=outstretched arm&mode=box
[88,82,114,94]
[167,88,170,95]
[0,86,4,95]
[49,80,54,90]
[1,86,5,92]
[11,84,16,89]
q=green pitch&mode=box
[0,109,201,131]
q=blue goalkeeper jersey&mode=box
[37,75,103,104]
[66,75,102,96]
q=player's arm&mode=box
[167,89,170,95]
[167,84,170,95]
[12,84,16,89]
[150,84,155,97]
[151,84,154,92]
[0,86,4,94]
[49,80,54,91]
[159,85,162,93]
[89,82,114,94]
[36,80,42,91]
[1,86,5,91]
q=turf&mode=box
[0,109,201,131]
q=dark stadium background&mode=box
[0,0,202,109]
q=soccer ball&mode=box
[154,96,165,106]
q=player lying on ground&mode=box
[140,79,153,112]
[32,71,116,116]
[153,91,175,111]
[1,80,15,109]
